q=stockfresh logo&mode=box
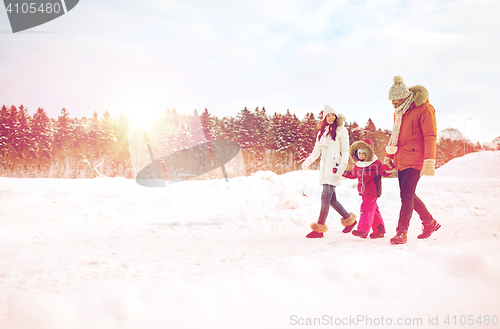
[4,0,79,33]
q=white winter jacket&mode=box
[303,115,349,186]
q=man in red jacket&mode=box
[385,75,441,245]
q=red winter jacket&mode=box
[342,160,392,197]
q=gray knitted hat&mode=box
[388,75,411,100]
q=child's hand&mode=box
[383,157,394,169]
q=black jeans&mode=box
[318,184,349,225]
[397,168,433,231]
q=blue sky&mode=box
[1,0,499,142]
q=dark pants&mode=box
[397,168,433,231]
[318,184,349,225]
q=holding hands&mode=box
[332,163,346,175]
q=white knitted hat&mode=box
[323,104,336,116]
[388,75,411,100]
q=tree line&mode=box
[1,104,498,179]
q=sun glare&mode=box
[125,98,163,132]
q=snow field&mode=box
[0,151,499,328]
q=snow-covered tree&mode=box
[200,108,215,141]
[363,118,376,140]
[296,112,317,166]
[346,121,362,146]
[235,107,256,152]
[31,107,53,169]
[491,136,500,150]
[52,108,77,177]
[234,107,259,173]
[271,110,300,173]
[437,128,467,167]
[252,107,271,168]
[0,105,16,171]
[16,105,34,168]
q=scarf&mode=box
[356,155,378,168]
[386,92,415,155]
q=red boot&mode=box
[306,231,324,238]
[341,213,357,233]
[342,220,357,234]
[306,223,328,238]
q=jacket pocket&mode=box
[402,142,424,167]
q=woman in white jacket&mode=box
[302,105,357,238]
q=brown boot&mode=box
[352,230,368,239]
[369,223,386,238]
[390,229,407,245]
[417,220,441,239]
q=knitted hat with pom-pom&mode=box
[388,75,411,100]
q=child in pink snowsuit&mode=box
[341,138,392,239]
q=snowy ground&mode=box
[1,151,499,329]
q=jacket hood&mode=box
[336,114,345,127]
[350,138,375,162]
[409,85,429,107]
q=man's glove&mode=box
[421,159,435,176]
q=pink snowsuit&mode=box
[342,139,392,235]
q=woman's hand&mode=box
[334,163,346,176]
